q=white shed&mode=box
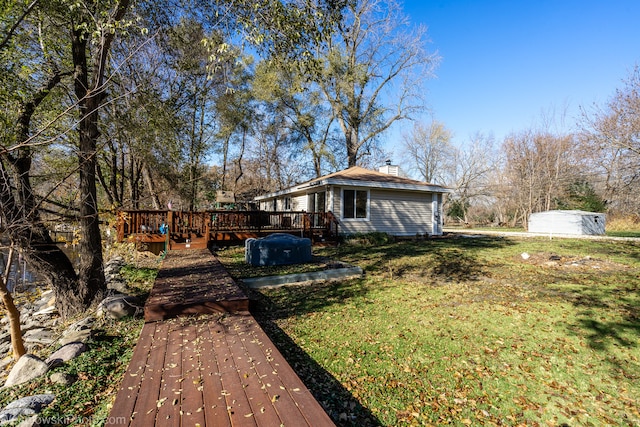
[528,210,606,235]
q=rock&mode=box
[63,316,95,335]
[4,355,49,388]
[549,255,561,261]
[0,343,11,357]
[104,257,125,276]
[0,394,55,424]
[96,295,141,319]
[31,306,57,317]
[23,329,56,345]
[39,290,53,299]
[106,278,129,293]
[57,330,91,347]
[521,252,530,260]
[49,372,75,386]
[19,320,42,334]
[0,356,13,383]
[45,343,87,368]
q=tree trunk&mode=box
[0,160,81,318]
[72,27,106,313]
[142,164,161,209]
[346,127,359,167]
[0,247,25,360]
[68,0,131,310]
[1,75,82,318]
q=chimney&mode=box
[378,160,401,176]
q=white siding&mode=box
[338,189,433,236]
[292,194,307,211]
[332,187,341,218]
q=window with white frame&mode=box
[342,189,368,219]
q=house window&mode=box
[284,197,291,211]
[343,189,368,219]
[308,191,326,213]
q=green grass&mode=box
[0,261,154,426]
[230,236,640,426]
[606,230,640,238]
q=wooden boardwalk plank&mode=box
[145,250,248,322]
[154,319,183,426]
[214,317,258,427]
[220,315,284,426]
[199,319,232,427]
[177,319,207,426]
[237,316,335,427]
[106,322,157,425]
[130,321,170,426]
[109,249,335,427]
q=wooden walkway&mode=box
[107,250,335,426]
[144,250,249,322]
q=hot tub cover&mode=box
[245,233,312,266]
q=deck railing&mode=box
[116,210,338,244]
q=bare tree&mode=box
[319,0,439,167]
[401,120,452,184]
[500,130,581,227]
[446,132,497,223]
[579,66,640,215]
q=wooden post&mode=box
[204,212,211,247]
[116,211,125,242]
[167,210,174,250]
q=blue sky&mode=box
[386,0,640,147]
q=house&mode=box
[254,165,451,237]
[528,210,606,235]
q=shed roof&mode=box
[530,210,605,216]
[255,166,451,201]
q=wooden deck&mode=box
[116,209,339,250]
[107,250,335,426]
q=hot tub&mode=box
[245,233,312,266]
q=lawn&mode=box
[222,235,640,426]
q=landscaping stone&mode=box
[49,372,75,386]
[63,316,95,335]
[19,320,43,333]
[4,355,49,388]
[106,278,129,293]
[45,343,87,368]
[23,329,55,345]
[0,394,55,424]
[57,330,91,346]
[0,357,13,374]
[96,294,141,319]
[31,306,57,317]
